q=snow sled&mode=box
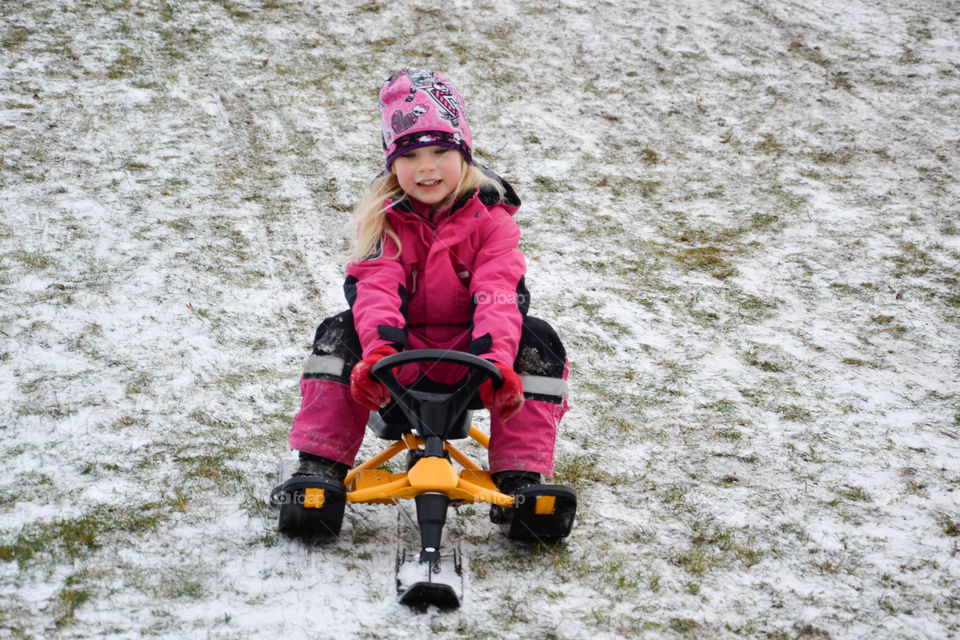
[271,349,577,609]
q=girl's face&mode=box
[392,146,463,209]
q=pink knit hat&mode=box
[378,68,472,170]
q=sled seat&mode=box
[367,396,477,441]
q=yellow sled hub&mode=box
[408,457,459,491]
[342,427,515,507]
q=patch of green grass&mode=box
[15,394,78,419]
[494,592,532,625]
[670,549,717,575]
[793,623,832,639]
[560,555,645,597]
[736,292,778,321]
[640,148,659,165]
[840,357,874,367]
[662,484,689,506]
[712,450,759,466]
[111,414,140,430]
[553,452,619,488]
[669,617,700,635]
[828,281,876,302]
[744,349,786,373]
[0,504,166,569]
[214,0,254,19]
[121,158,151,172]
[125,370,153,396]
[671,521,764,577]
[52,581,92,629]
[2,25,30,50]
[903,476,928,496]
[748,211,781,232]
[899,47,922,65]
[703,183,725,199]
[939,514,959,537]
[165,216,196,233]
[633,178,661,198]
[713,427,743,441]
[753,181,809,215]
[754,133,783,155]
[811,148,854,165]
[674,246,737,279]
[593,174,661,198]
[698,398,738,416]
[779,521,809,542]
[107,47,143,79]
[157,569,206,599]
[834,485,872,503]
[533,175,567,193]
[10,248,57,271]
[777,404,812,422]
[787,39,831,68]
[891,241,934,278]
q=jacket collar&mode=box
[391,189,482,223]
[475,162,521,211]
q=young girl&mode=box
[286,68,569,522]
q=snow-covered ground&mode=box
[2,0,959,637]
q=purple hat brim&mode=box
[385,130,473,170]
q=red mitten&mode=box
[350,346,397,411]
[478,362,524,422]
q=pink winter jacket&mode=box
[344,174,527,376]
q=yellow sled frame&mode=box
[278,350,576,609]
[286,350,572,532]
[342,426,516,509]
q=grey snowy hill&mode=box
[1,0,958,638]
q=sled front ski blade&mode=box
[274,476,347,538]
[395,548,463,610]
[504,484,577,543]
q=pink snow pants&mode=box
[288,312,569,475]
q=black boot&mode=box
[292,452,350,483]
[270,452,349,508]
[272,453,351,537]
[489,470,543,524]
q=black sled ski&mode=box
[394,492,464,609]
[395,547,463,610]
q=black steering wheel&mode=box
[370,349,503,439]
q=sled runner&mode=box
[271,349,577,609]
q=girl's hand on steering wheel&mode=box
[478,362,524,421]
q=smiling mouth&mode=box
[418,179,441,186]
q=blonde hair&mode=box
[347,155,504,262]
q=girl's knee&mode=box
[516,316,568,403]
[304,311,362,383]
